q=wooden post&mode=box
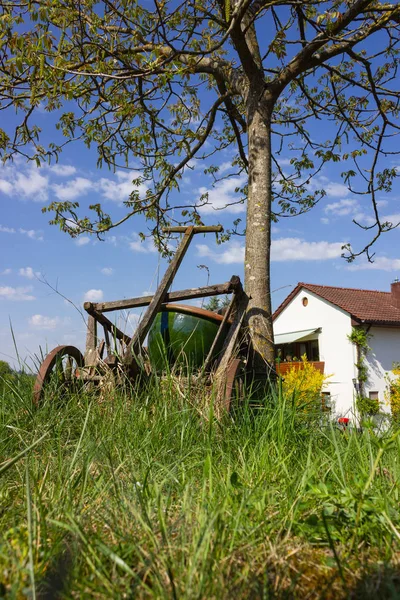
[124,226,195,362]
[84,315,97,366]
[213,288,249,413]
[202,276,243,373]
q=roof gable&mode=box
[273,282,400,326]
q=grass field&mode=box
[2,372,400,599]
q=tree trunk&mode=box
[245,94,275,372]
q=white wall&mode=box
[274,289,357,415]
[365,327,400,414]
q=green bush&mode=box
[356,395,380,416]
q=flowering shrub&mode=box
[282,355,331,413]
[385,364,400,421]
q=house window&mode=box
[321,392,332,412]
[275,340,319,362]
[369,391,379,400]
[302,297,308,307]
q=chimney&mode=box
[391,278,400,309]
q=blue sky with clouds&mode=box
[1,99,400,369]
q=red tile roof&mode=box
[273,282,400,326]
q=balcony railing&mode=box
[275,361,325,376]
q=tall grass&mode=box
[1,372,400,598]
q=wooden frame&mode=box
[82,226,246,377]
[34,225,249,409]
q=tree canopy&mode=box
[1,0,400,367]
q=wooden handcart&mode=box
[33,226,249,410]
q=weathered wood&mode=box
[202,286,240,374]
[214,289,249,377]
[86,281,237,313]
[84,315,97,366]
[103,324,112,355]
[85,315,97,350]
[124,226,195,361]
[85,306,131,346]
[163,225,223,233]
[211,290,249,417]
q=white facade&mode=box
[364,327,400,414]
[274,287,400,417]
[274,289,358,416]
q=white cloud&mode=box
[29,314,59,330]
[52,177,92,201]
[196,242,245,264]
[311,176,350,198]
[197,175,246,214]
[16,169,49,201]
[101,267,114,276]
[324,181,350,198]
[0,180,13,195]
[196,237,344,264]
[49,164,77,177]
[0,224,16,233]
[382,213,400,227]
[19,228,44,241]
[271,238,343,261]
[129,233,157,254]
[98,170,148,203]
[347,257,400,272]
[0,162,49,202]
[106,235,118,247]
[0,286,35,301]
[1,269,11,275]
[320,217,330,224]
[75,236,90,246]
[83,289,104,302]
[217,161,235,174]
[19,267,40,279]
[325,199,358,216]
[324,198,375,226]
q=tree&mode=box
[1,1,400,371]
[204,295,231,312]
[0,360,12,378]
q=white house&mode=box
[273,281,400,417]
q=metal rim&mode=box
[33,345,84,405]
[159,303,232,325]
[223,358,244,412]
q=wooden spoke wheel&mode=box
[223,358,246,412]
[33,345,85,405]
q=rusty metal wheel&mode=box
[33,345,85,405]
[223,358,246,412]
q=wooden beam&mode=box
[124,226,195,361]
[85,281,238,313]
[85,306,131,346]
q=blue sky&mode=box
[1,85,400,370]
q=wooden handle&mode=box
[163,225,223,234]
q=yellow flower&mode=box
[282,355,332,413]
